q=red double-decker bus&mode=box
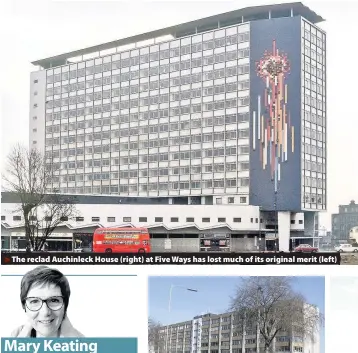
[93,227,150,253]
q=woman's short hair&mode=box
[20,266,71,312]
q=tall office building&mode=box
[27,2,326,250]
[151,309,320,353]
[331,200,358,244]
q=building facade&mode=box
[153,310,319,353]
[27,3,326,251]
[1,193,306,252]
[331,200,358,244]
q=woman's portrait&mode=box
[11,265,84,337]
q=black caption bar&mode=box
[1,252,340,265]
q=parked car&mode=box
[293,244,318,253]
[334,244,358,253]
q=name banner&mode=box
[1,338,137,353]
[1,252,340,265]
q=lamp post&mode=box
[165,285,198,353]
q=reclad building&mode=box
[25,2,326,251]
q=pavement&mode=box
[340,253,358,265]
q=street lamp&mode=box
[166,285,198,353]
[169,285,198,312]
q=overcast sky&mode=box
[1,0,357,229]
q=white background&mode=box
[1,265,358,353]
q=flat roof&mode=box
[32,2,324,69]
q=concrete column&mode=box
[278,211,291,251]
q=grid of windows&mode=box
[44,24,251,196]
[159,313,306,353]
[301,19,326,210]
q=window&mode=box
[291,220,295,224]
[250,218,253,223]
[299,220,303,224]
[107,217,115,222]
[1,216,5,221]
[228,197,235,204]
[33,103,38,108]
[34,79,38,83]
[76,217,84,222]
[218,218,226,223]
[33,116,37,120]
[92,217,100,222]
[123,217,131,222]
[216,198,222,205]
[60,216,68,222]
[233,218,241,223]
[202,218,210,223]
[171,217,179,222]
[34,91,38,96]
[155,217,163,222]
[45,216,52,222]
[13,216,21,221]
[139,217,147,222]
[33,128,37,133]
[240,197,247,203]
[186,217,194,222]
[33,141,37,144]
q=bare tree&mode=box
[2,144,78,251]
[229,277,323,353]
[148,317,163,353]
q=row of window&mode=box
[47,131,247,151]
[303,127,324,141]
[303,111,325,126]
[59,161,248,174]
[46,32,250,80]
[46,110,249,130]
[304,177,324,188]
[303,194,325,205]
[303,62,324,79]
[303,46,324,64]
[56,178,249,190]
[168,348,301,353]
[303,144,325,157]
[304,95,324,110]
[304,28,325,48]
[303,160,325,173]
[304,78,324,94]
[201,338,256,347]
[2,215,254,224]
[45,96,248,120]
[46,81,249,107]
[49,179,250,194]
[47,145,249,163]
[46,50,250,92]
[44,64,249,106]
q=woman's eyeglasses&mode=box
[25,296,64,311]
